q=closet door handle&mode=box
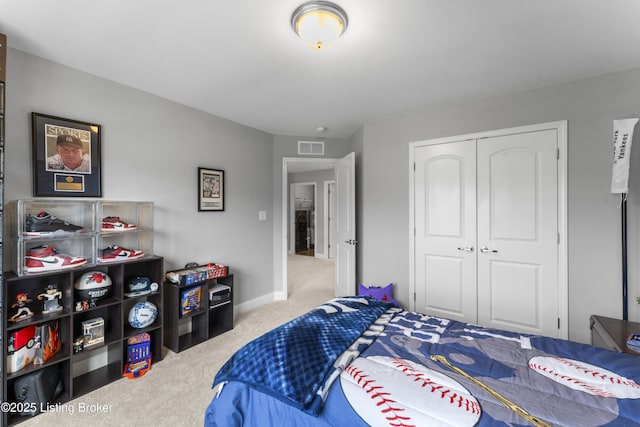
[480,247,498,254]
[457,246,474,253]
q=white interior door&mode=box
[476,130,558,336]
[335,152,355,296]
[414,140,478,323]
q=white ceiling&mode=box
[2,1,640,139]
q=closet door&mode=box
[476,130,558,336]
[414,140,477,323]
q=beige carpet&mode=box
[20,255,335,426]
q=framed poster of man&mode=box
[31,112,102,197]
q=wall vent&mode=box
[298,140,325,156]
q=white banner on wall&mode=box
[611,118,639,194]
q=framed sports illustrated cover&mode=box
[31,112,102,197]
[198,167,224,211]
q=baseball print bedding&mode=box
[205,297,640,426]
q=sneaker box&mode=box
[6,199,96,239]
[5,199,154,275]
[15,236,95,276]
[96,201,153,264]
[6,199,96,276]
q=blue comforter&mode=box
[206,304,640,427]
[212,297,396,415]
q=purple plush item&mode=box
[357,283,402,308]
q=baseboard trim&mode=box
[235,292,276,314]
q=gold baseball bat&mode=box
[431,354,552,427]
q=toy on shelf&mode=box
[34,320,61,365]
[9,292,34,322]
[73,336,84,354]
[74,299,94,312]
[180,286,201,317]
[166,262,228,286]
[74,271,112,304]
[128,301,158,329]
[124,276,159,298]
[37,284,63,314]
[82,317,105,350]
[7,325,37,373]
[124,332,152,379]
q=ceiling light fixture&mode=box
[291,1,348,50]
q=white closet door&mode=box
[414,140,478,323]
[476,130,558,336]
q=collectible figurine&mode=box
[37,284,63,314]
[9,293,34,322]
[73,336,85,354]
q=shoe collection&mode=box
[23,212,143,272]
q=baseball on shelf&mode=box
[529,356,640,399]
[340,356,481,427]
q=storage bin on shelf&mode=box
[4,199,155,275]
[6,199,96,238]
[96,201,154,264]
[165,263,229,286]
[6,199,96,276]
[14,234,96,277]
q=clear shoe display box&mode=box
[5,199,154,276]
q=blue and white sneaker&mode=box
[98,245,144,263]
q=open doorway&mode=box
[283,158,338,298]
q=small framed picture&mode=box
[198,167,224,211]
[31,112,102,197]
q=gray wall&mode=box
[5,48,274,309]
[358,67,640,344]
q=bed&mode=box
[205,296,640,426]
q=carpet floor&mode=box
[20,255,335,426]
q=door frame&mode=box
[408,121,568,339]
[281,157,339,299]
[325,180,336,259]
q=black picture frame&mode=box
[198,167,224,211]
[31,112,102,197]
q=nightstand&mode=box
[590,315,640,355]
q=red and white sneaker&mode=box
[25,245,87,272]
[101,216,137,232]
[98,245,144,263]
